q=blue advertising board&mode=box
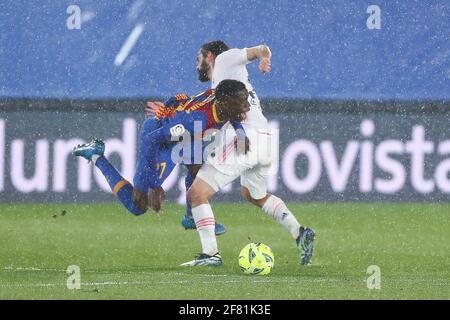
[1,1,449,100]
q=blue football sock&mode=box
[95,156,145,216]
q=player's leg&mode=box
[180,165,199,228]
[72,118,173,216]
[240,166,316,265]
[72,139,146,215]
[181,164,227,235]
[240,176,301,240]
[186,174,219,256]
[181,164,239,266]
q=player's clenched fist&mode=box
[259,57,271,73]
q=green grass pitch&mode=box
[0,203,449,299]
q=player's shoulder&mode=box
[190,88,213,100]
[164,93,189,107]
[216,48,247,64]
[183,88,214,111]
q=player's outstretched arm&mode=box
[246,44,272,73]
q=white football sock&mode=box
[262,195,301,240]
[192,203,218,256]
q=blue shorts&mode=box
[133,118,177,192]
[133,117,211,192]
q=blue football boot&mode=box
[72,138,105,162]
[296,226,316,265]
[181,215,227,236]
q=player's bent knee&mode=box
[187,188,200,207]
[126,197,147,216]
[187,173,218,206]
[187,187,207,207]
[128,205,146,216]
[241,187,253,202]
[129,188,148,215]
[241,187,269,208]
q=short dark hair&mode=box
[215,80,247,100]
[201,40,229,58]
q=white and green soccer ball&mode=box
[238,242,274,275]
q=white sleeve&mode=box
[212,48,252,90]
[215,48,249,68]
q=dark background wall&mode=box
[1,100,449,203]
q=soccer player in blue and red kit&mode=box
[73,80,250,215]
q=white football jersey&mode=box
[211,48,268,130]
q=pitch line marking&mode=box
[3,267,449,288]
[2,278,450,289]
[0,278,340,288]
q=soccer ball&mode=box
[238,242,274,275]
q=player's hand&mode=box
[146,101,164,117]
[148,187,165,214]
[259,57,271,73]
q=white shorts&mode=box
[197,162,271,200]
[197,126,274,200]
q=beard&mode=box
[197,60,210,82]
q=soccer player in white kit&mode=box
[181,41,316,267]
